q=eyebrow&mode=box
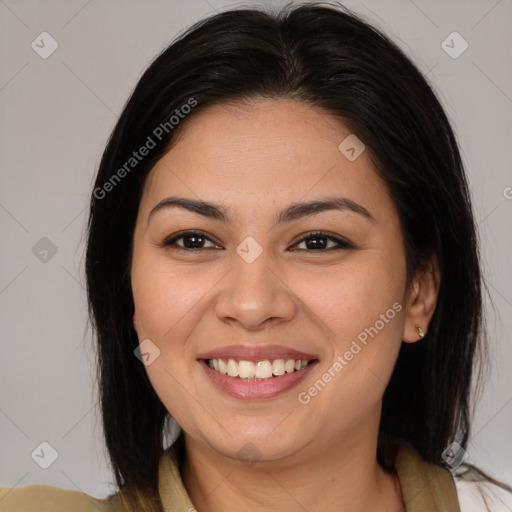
[148,195,375,225]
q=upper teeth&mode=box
[208,358,310,379]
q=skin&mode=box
[131,98,440,511]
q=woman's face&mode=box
[131,98,416,464]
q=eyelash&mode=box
[161,230,355,252]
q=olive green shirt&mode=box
[0,442,502,511]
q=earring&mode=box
[415,324,425,338]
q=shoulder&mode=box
[392,439,512,511]
[454,474,512,512]
[0,484,125,512]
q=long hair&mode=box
[85,2,501,508]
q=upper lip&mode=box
[197,344,318,362]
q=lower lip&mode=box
[199,359,319,400]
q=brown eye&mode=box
[291,231,355,251]
[161,230,355,253]
[162,231,221,251]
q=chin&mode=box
[202,425,309,465]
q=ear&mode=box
[403,254,440,343]
[133,311,137,330]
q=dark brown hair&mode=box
[85,2,508,509]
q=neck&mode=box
[180,419,404,512]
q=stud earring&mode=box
[415,324,425,338]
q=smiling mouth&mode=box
[205,358,318,380]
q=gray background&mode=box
[1,0,511,498]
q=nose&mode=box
[214,248,298,331]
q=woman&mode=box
[1,2,510,511]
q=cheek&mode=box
[131,249,211,339]
[301,263,405,420]
[131,252,208,430]
[309,255,406,412]
[308,257,405,345]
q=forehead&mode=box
[140,98,393,221]
[161,98,355,169]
